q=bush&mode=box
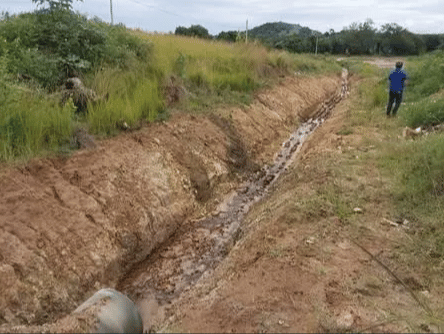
[0,10,153,89]
[175,25,211,39]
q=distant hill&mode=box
[215,20,442,56]
[249,21,320,40]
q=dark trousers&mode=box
[387,90,403,116]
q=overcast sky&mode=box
[2,0,443,35]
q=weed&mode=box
[0,55,75,160]
[401,97,444,127]
[406,51,444,100]
[337,126,354,136]
[269,245,288,258]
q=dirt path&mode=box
[337,56,406,69]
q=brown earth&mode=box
[0,73,342,332]
[3,57,440,334]
[156,58,442,333]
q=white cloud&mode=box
[1,0,443,34]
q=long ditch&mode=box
[118,69,349,331]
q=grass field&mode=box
[0,24,342,161]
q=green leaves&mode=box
[31,0,83,12]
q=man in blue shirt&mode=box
[387,61,408,117]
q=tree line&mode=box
[176,19,444,56]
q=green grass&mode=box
[401,97,444,127]
[0,56,75,160]
[344,54,444,282]
[1,21,343,161]
[87,63,164,135]
[406,51,444,101]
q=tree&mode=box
[379,23,423,55]
[341,19,376,54]
[216,31,238,43]
[175,25,211,39]
[32,0,83,11]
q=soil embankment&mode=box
[0,73,342,330]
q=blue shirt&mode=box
[388,68,408,92]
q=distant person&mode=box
[386,61,408,117]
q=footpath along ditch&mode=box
[0,70,347,333]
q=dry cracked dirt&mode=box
[1,60,441,333]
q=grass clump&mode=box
[401,97,444,128]
[384,135,444,203]
[380,134,444,267]
[0,55,74,160]
[87,66,164,134]
[406,51,444,100]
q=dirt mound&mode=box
[0,73,342,330]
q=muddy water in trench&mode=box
[118,70,349,331]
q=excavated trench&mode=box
[118,69,349,331]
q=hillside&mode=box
[249,21,319,39]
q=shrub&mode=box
[0,10,153,89]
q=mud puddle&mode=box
[118,69,349,331]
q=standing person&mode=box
[387,61,408,117]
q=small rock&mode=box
[337,311,354,328]
[382,218,398,227]
[153,138,161,145]
[306,236,315,245]
[338,241,350,250]
[353,207,363,213]
[421,290,430,298]
[3,308,15,322]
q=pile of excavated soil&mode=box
[0,73,342,331]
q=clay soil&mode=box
[2,57,442,333]
[0,73,342,332]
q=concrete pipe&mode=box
[73,288,143,333]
